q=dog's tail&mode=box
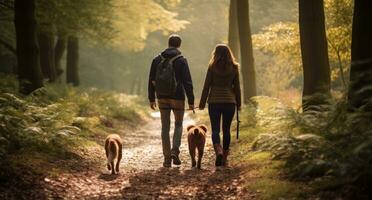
[107,140,118,164]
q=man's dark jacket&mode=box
[148,47,194,105]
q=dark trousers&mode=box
[208,103,235,150]
[158,99,184,161]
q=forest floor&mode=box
[1,80,368,199]
[2,111,259,200]
[0,84,320,199]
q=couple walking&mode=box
[148,34,241,168]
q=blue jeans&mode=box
[208,103,236,150]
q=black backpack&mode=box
[155,54,182,96]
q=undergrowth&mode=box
[0,74,147,181]
[235,95,372,199]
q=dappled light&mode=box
[1,0,372,199]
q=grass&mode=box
[231,128,310,200]
[229,98,312,200]
[193,97,309,199]
[228,94,372,199]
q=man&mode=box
[148,34,194,167]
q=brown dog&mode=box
[104,134,123,174]
[187,125,207,169]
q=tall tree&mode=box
[14,0,43,94]
[228,0,240,61]
[236,0,256,102]
[38,32,56,81]
[35,0,115,85]
[299,0,331,111]
[66,36,79,86]
[54,35,66,78]
[347,0,372,111]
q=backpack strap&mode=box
[169,54,182,63]
[159,54,165,62]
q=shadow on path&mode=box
[38,112,255,199]
[120,166,244,199]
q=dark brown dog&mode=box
[104,134,122,174]
[187,125,207,169]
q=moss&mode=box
[231,124,310,200]
[250,178,306,200]
[249,152,271,162]
[233,150,309,200]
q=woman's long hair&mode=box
[208,44,238,73]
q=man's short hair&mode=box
[168,34,182,48]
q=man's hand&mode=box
[237,106,241,111]
[199,106,205,110]
[150,102,157,110]
[189,104,195,110]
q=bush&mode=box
[0,76,147,170]
[246,95,372,197]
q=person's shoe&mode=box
[163,157,172,168]
[213,144,223,167]
[171,153,181,165]
[222,149,229,166]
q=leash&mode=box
[157,105,240,139]
[236,105,240,140]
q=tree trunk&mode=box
[55,35,66,77]
[228,0,240,61]
[14,0,43,94]
[347,0,372,111]
[236,0,256,102]
[299,0,331,111]
[66,36,79,86]
[38,32,56,82]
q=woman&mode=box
[199,44,241,167]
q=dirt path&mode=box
[42,112,256,199]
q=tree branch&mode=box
[327,38,347,90]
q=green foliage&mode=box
[249,0,297,34]
[2,0,187,53]
[36,0,115,41]
[325,0,353,88]
[78,0,229,95]
[252,0,353,98]
[241,95,372,197]
[289,102,372,198]
[253,22,302,98]
[0,73,18,93]
[0,75,146,173]
[111,0,188,51]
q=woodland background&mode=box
[1,0,372,199]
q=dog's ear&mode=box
[186,125,195,132]
[199,124,208,133]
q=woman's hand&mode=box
[199,106,205,110]
[150,102,157,110]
